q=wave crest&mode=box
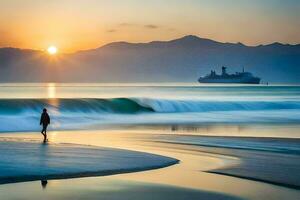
[1,98,300,115]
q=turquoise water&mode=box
[0,84,299,133]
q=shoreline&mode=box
[0,139,179,185]
[0,162,178,186]
[150,138,300,189]
[0,130,300,200]
[208,171,300,190]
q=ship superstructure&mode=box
[198,67,261,84]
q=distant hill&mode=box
[0,35,300,83]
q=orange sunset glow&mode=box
[0,1,300,200]
[0,0,299,53]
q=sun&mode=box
[47,46,58,55]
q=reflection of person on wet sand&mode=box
[41,180,48,189]
[171,125,178,132]
[40,108,50,143]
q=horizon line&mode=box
[1,34,299,54]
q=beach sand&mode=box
[0,130,300,200]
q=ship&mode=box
[198,66,261,84]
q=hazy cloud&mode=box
[168,28,176,32]
[118,23,160,30]
[107,29,117,33]
[119,23,135,27]
[144,24,159,29]
[100,22,172,37]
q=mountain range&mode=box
[1,35,299,83]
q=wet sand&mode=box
[0,140,177,184]
[0,130,300,200]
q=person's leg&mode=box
[43,124,48,142]
[41,127,45,139]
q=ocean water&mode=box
[0,83,299,134]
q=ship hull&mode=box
[198,77,260,84]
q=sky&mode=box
[0,0,299,53]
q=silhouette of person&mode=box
[40,108,50,143]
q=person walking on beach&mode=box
[40,108,50,142]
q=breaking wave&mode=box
[0,98,300,132]
[0,98,300,115]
